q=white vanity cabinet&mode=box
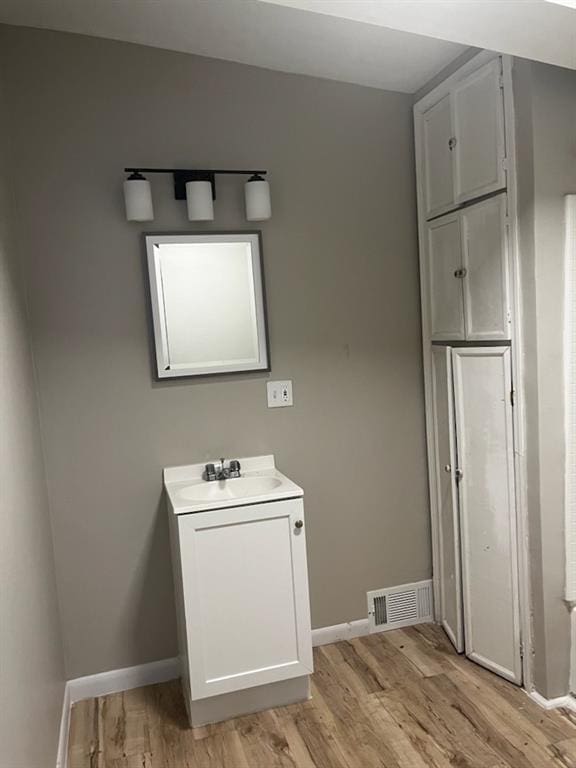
[165,456,313,727]
[425,195,510,341]
[420,57,506,219]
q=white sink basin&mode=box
[164,455,303,514]
[178,476,282,503]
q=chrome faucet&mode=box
[204,458,241,482]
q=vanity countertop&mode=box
[164,454,303,515]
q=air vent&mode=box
[367,580,433,633]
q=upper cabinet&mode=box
[425,195,510,342]
[419,58,506,220]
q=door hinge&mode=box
[520,640,524,659]
[510,389,516,407]
[499,74,505,90]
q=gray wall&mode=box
[513,59,576,698]
[0,71,65,766]
[0,26,430,678]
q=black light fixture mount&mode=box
[123,167,268,201]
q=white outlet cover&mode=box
[267,380,293,408]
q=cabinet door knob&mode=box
[444,464,452,473]
[295,520,304,529]
[448,137,457,151]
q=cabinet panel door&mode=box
[461,195,510,340]
[452,58,506,204]
[452,348,521,685]
[422,94,455,218]
[179,499,313,699]
[427,215,465,340]
[431,346,464,652]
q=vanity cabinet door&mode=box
[452,58,506,205]
[178,498,313,700]
[426,214,466,341]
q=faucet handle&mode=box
[205,463,216,481]
[229,459,241,478]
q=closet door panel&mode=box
[461,195,510,340]
[427,215,465,340]
[431,346,464,652]
[422,94,455,218]
[452,347,521,684]
[452,58,506,204]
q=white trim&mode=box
[528,689,576,712]
[501,53,533,691]
[311,612,434,647]
[55,683,71,768]
[311,619,370,646]
[564,195,576,601]
[68,656,180,704]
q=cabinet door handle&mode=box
[454,268,467,278]
[295,520,304,529]
[448,137,457,151]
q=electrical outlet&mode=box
[267,380,293,408]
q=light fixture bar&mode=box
[124,167,268,201]
[124,168,267,175]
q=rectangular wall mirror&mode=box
[145,232,270,378]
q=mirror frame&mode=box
[144,231,270,379]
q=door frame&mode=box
[414,51,533,690]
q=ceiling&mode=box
[263,0,576,71]
[0,0,469,93]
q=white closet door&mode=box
[452,347,521,684]
[431,346,464,652]
[461,195,511,340]
[422,94,455,218]
[427,215,465,340]
[452,58,506,204]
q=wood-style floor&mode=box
[68,623,576,768]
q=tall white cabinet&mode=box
[415,54,524,685]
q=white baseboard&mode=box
[68,656,180,704]
[55,683,71,768]
[57,656,180,768]
[311,619,370,646]
[528,690,576,712]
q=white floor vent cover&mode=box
[367,580,433,632]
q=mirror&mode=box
[145,232,270,378]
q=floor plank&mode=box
[68,623,576,768]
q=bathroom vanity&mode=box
[164,455,313,727]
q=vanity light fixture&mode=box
[122,167,271,223]
[123,171,154,221]
[245,174,272,221]
[186,180,214,221]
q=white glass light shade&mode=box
[245,176,271,221]
[186,181,214,221]
[123,176,154,221]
